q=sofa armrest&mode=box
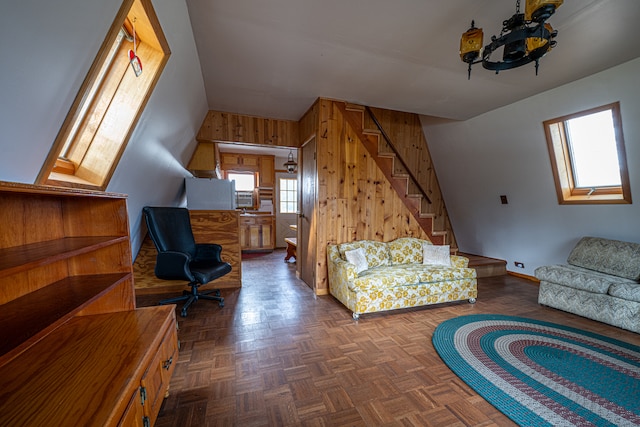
[451,255,469,268]
[333,258,358,281]
[327,244,358,291]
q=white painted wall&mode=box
[423,58,640,277]
[0,0,208,255]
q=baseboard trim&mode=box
[508,271,539,282]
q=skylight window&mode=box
[37,0,170,191]
[566,110,621,188]
[543,102,631,204]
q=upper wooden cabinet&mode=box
[258,156,275,188]
[220,153,259,171]
[219,152,275,188]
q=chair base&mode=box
[159,284,224,317]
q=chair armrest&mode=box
[155,251,194,280]
[195,244,223,262]
[451,255,470,268]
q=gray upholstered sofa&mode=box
[535,236,640,333]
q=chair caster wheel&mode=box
[180,309,188,317]
[219,300,225,308]
[215,290,221,297]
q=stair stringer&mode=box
[337,102,448,246]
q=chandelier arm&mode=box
[481,25,553,71]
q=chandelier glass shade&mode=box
[284,150,297,173]
[460,0,563,79]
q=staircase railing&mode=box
[364,106,432,204]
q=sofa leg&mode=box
[469,298,477,304]
[352,312,360,321]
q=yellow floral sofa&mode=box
[327,237,477,320]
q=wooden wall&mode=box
[197,110,299,148]
[366,107,457,248]
[309,99,431,294]
[194,101,457,296]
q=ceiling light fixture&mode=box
[284,150,297,173]
[460,0,563,79]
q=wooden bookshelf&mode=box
[0,181,177,426]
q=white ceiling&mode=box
[185,0,640,121]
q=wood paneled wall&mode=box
[195,101,457,296]
[309,99,431,294]
[366,107,457,248]
[197,110,299,147]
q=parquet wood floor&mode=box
[136,250,640,427]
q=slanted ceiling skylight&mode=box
[37,0,170,191]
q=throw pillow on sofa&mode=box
[423,244,451,267]
[338,240,389,268]
[344,248,369,274]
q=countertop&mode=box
[239,211,274,217]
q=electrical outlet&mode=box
[514,261,525,268]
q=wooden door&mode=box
[299,137,316,290]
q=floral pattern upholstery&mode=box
[536,237,640,333]
[338,240,390,268]
[328,238,477,319]
[388,237,425,264]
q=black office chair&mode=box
[142,206,231,317]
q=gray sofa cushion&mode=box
[608,283,640,303]
[534,264,636,294]
[567,236,640,280]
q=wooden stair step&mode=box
[459,253,507,278]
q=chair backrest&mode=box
[143,207,197,257]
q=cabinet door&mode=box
[242,155,259,168]
[258,156,275,188]
[118,388,146,427]
[240,226,248,249]
[239,218,253,249]
[220,153,241,170]
[140,320,178,426]
[249,225,261,248]
[261,223,273,248]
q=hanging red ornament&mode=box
[129,49,142,76]
[129,18,142,77]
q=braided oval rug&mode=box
[432,314,640,426]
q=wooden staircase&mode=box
[336,102,447,246]
[459,253,508,278]
[335,101,507,277]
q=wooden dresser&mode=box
[0,181,177,427]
